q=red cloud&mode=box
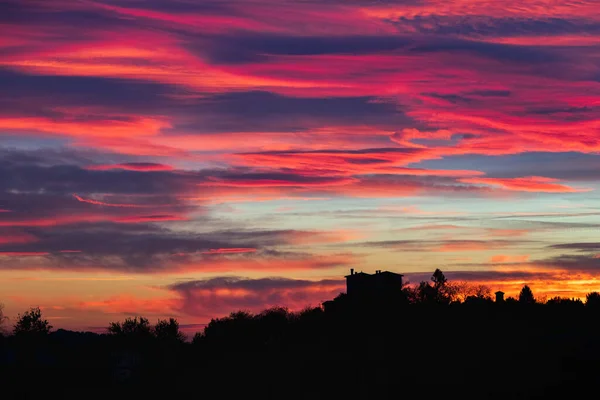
[0,114,170,139]
[0,233,39,245]
[73,194,146,208]
[77,295,180,316]
[236,148,439,176]
[170,277,345,319]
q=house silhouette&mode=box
[345,268,404,299]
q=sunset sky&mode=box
[2,0,600,333]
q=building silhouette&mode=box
[345,269,404,300]
[495,291,505,302]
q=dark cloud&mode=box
[548,243,600,252]
[403,270,555,284]
[393,15,600,38]
[0,69,412,134]
[0,1,134,34]
[408,37,562,64]
[171,276,343,292]
[199,34,413,63]
[422,92,474,104]
[540,254,600,272]
[465,90,512,97]
[170,91,412,134]
[420,152,600,182]
[0,148,195,196]
[98,0,233,14]
[0,69,177,117]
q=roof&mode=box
[495,291,505,294]
[377,271,404,277]
[345,270,404,278]
[344,271,369,278]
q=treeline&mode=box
[3,270,600,399]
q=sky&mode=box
[2,0,600,333]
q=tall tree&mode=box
[108,316,153,339]
[431,269,447,289]
[518,285,536,304]
[13,307,52,336]
[154,318,185,343]
[586,292,600,308]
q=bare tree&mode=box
[0,303,8,335]
[450,282,492,303]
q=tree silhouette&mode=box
[431,268,447,288]
[154,318,185,343]
[0,303,7,335]
[13,307,52,337]
[413,269,453,305]
[108,316,153,339]
[586,292,600,307]
[518,285,536,304]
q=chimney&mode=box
[350,268,354,275]
[495,291,505,302]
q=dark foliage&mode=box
[13,307,52,337]
[2,272,600,400]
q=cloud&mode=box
[3,0,600,331]
[85,163,174,171]
[169,276,344,319]
[201,248,258,255]
[0,252,49,257]
[73,194,148,208]
[459,176,592,193]
[354,239,526,252]
[490,254,530,263]
[548,242,600,252]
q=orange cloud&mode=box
[77,295,180,316]
[436,240,511,252]
[490,255,531,263]
[0,252,49,257]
